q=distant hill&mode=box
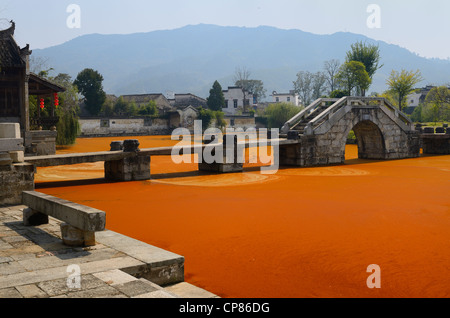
[32,24,450,100]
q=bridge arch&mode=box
[342,120,386,160]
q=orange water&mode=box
[35,136,450,298]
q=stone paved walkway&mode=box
[0,204,218,298]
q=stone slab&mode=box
[0,256,144,289]
[15,284,48,298]
[22,191,106,232]
[164,282,218,298]
[93,269,138,286]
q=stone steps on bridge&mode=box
[290,106,330,134]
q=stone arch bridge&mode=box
[279,97,421,166]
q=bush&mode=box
[264,103,303,129]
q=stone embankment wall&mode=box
[0,123,34,205]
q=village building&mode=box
[403,85,450,114]
[0,21,65,156]
[222,86,256,115]
[271,90,301,106]
[168,93,207,109]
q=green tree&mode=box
[335,61,371,96]
[329,89,349,98]
[73,68,107,116]
[50,73,80,145]
[386,69,423,112]
[346,41,382,95]
[114,96,128,116]
[197,107,216,131]
[207,81,226,111]
[138,101,159,117]
[264,103,303,129]
[127,101,139,117]
[102,98,115,117]
[214,111,227,132]
[410,104,423,123]
[424,86,450,123]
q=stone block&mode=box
[110,141,124,151]
[0,152,12,166]
[123,139,140,152]
[0,123,20,139]
[9,151,24,163]
[60,223,96,247]
[105,156,151,181]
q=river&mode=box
[34,136,450,298]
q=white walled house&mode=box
[271,90,300,106]
[222,86,255,115]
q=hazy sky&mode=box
[1,0,449,59]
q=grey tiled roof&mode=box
[0,21,27,68]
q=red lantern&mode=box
[54,93,59,108]
[39,98,45,109]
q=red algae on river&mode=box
[35,136,450,298]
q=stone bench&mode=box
[22,191,106,247]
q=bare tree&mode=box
[233,66,251,84]
[293,71,314,106]
[233,66,267,109]
[30,56,52,76]
[312,72,327,100]
[323,59,341,93]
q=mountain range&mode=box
[32,24,450,100]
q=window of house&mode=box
[233,100,238,108]
[276,97,279,102]
[224,100,228,108]
[287,97,291,102]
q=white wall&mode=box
[223,87,255,115]
[272,93,300,106]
